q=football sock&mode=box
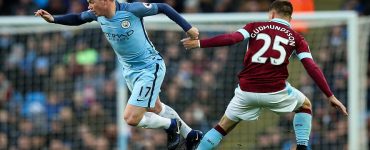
[137,112,171,129]
[293,109,312,146]
[196,125,226,150]
[159,103,192,137]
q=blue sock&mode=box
[165,119,176,132]
[293,112,312,146]
[196,128,223,150]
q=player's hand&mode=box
[181,38,200,50]
[328,95,348,116]
[34,9,54,23]
[186,27,199,40]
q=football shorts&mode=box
[124,60,165,108]
[225,83,306,122]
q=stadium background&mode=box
[0,0,369,149]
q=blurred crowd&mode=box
[0,31,118,150]
[0,0,369,150]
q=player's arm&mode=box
[34,9,96,26]
[297,38,348,115]
[156,3,198,38]
[127,2,198,39]
[300,57,347,115]
[300,57,333,97]
[182,31,245,49]
[182,25,250,49]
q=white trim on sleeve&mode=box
[297,52,313,60]
[237,29,250,40]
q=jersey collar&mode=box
[115,0,120,11]
[271,18,291,27]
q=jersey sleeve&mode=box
[296,34,333,97]
[200,23,252,47]
[236,23,253,41]
[200,32,244,48]
[295,34,313,60]
[81,10,97,21]
[301,58,333,97]
[53,10,96,26]
[125,2,159,18]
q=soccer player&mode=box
[181,1,348,150]
[35,0,203,149]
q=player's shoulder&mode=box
[242,22,261,29]
[270,21,305,39]
[290,29,306,40]
[122,2,156,11]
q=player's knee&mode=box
[301,98,312,110]
[297,98,312,113]
[124,113,141,126]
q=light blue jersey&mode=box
[79,2,168,108]
[81,2,162,69]
[52,1,192,108]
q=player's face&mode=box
[87,0,107,16]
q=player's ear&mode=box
[271,13,275,19]
[268,12,271,20]
[268,11,275,20]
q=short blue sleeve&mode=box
[125,2,159,18]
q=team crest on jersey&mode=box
[143,3,152,8]
[121,20,130,28]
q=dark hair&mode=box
[269,0,293,18]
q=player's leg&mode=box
[266,83,311,150]
[123,62,172,128]
[124,62,181,149]
[124,104,172,128]
[197,86,260,150]
[197,115,239,150]
[148,98,203,150]
[294,98,312,150]
[149,98,192,138]
[124,104,181,150]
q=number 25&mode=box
[251,33,289,65]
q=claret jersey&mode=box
[236,18,312,93]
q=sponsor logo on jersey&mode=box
[121,20,131,28]
[143,3,152,8]
[103,30,134,41]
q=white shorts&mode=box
[225,83,306,122]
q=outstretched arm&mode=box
[35,9,95,26]
[126,2,198,38]
[296,34,347,115]
[182,32,244,49]
[156,3,198,39]
[301,58,348,115]
[301,58,333,97]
